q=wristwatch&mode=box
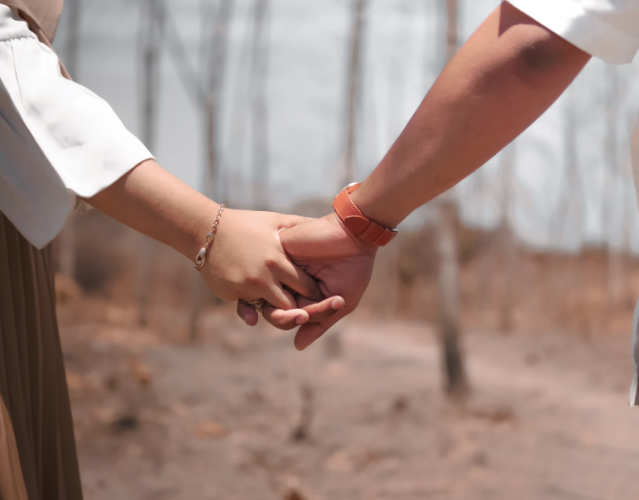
[332,183,397,246]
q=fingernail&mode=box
[331,297,345,310]
[295,314,307,325]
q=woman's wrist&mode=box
[87,159,224,263]
[193,204,225,271]
[177,198,224,264]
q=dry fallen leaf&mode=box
[283,489,308,500]
[196,420,229,439]
[129,358,153,386]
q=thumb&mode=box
[276,214,315,230]
[294,311,346,350]
[278,219,313,254]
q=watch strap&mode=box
[333,183,397,246]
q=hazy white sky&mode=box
[54,0,639,251]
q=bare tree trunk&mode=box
[340,0,367,188]
[552,97,585,246]
[203,0,234,200]
[320,0,368,355]
[141,1,163,152]
[290,384,314,442]
[189,0,235,340]
[630,123,639,213]
[548,98,590,330]
[57,0,82,278]
[436,202,468,396]
[444,0,458,62]
[498,144,516,333]
[630,123,639,284]
[251,0,270,210]
[435,0,468,397]
[136,0,165,326]
[65,0,81,74]
[617,117,635,305]
[603,68,623,305]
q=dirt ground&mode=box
[56,295,639,500]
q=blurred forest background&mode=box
[49,1,639,499]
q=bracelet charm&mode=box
[194,204,225,271]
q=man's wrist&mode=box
[332,183,397,247]
[348,182,402,229]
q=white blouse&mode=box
[0,5,152,249]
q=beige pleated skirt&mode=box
[0,213,83,500]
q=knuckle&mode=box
[264,255,282,271]
[226,270,244,287]
[245,274,265,288]
[267,317,292,330]
[271,319,294,331]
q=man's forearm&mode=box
[351,2,590,228]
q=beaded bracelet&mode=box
[194,204,225,271]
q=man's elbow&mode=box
[516,33,587,76]
[502,4,590,85]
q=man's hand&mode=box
[238,213,376,350]
[201,209,323,310]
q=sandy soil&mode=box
[56,297,639,500]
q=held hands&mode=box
[86,159,365,335]
[200,209,330,325]
[237,213,377,350]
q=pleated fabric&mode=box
[0,212,82,500]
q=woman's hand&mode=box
[201,209,323,315]
[237,213,376,348]
[87,160,325,323]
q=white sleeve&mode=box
[507,0,639,64]
[0,7,152,249]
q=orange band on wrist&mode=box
[332,183,397,246]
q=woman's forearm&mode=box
[86,159,324,310]
[86,159,216,261]
[351,2,591,228]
